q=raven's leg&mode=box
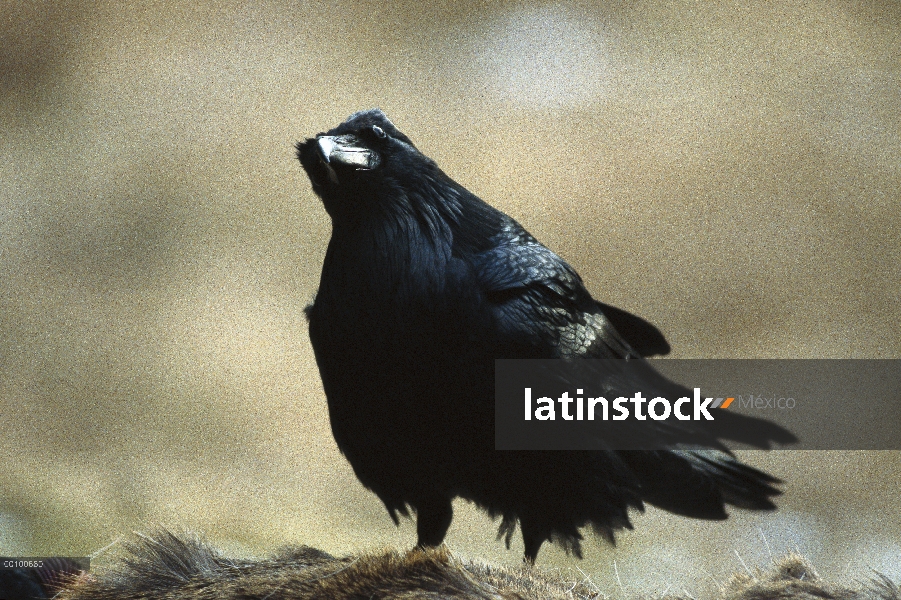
[520,519,546,565]
[415,497,453,548]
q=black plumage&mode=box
[296,109,795,563]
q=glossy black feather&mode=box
[296,109,794,562]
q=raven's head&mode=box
[296,109,434,221]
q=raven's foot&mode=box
[415,497,453,548]
[521,520,546,565]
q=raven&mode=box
[296,109,795,563]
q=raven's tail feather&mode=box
[620,449,782,520]
[705,408,799,448]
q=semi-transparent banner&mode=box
[495,359,901,450]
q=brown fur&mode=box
[720,554,899,600]
[55,531,898,600]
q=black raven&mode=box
[296,109,795,563]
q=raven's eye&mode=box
[372,125,386,139]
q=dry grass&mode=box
[53,530,899,600]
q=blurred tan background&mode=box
[1,0,899,595]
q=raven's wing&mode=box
[468,217,796,451]
[596,301,670,357]
[470,218,658,360]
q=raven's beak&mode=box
[316,135,380,184]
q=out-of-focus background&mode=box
[1,0,899,595]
